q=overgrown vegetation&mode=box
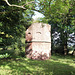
[38,0,75,55]
[0,0,75,74]
[0,0,34,55]
[0,53,10,59]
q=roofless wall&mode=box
[25,23,51,60]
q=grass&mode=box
[0,54,75,75]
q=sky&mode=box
[32,11,44,21]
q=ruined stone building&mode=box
[25,23,51,60]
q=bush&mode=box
[0,53,10,59]
[19,51,25,57]
[52,46,64,54]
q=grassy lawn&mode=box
[0,55,75,75]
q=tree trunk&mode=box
[73,49,75,56]
[60,30,68,55]
[64,32,68,55]
[64,45,67,55]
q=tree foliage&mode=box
[38,0,75,54]
[0,0,34,52]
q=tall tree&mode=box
[0,0,34,51]
[37,0,75,55]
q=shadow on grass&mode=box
[51,54,75,61]
[0,57,75,75]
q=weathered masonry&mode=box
[25,23,51,60]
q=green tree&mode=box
[38,0,75,55]
[0,0,34,53]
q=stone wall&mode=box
[25,23,51,60]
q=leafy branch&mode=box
[4,0,35,9]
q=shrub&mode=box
[0,53,10,59]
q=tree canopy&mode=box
[37,0,75,54]
[0,0,35,51]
